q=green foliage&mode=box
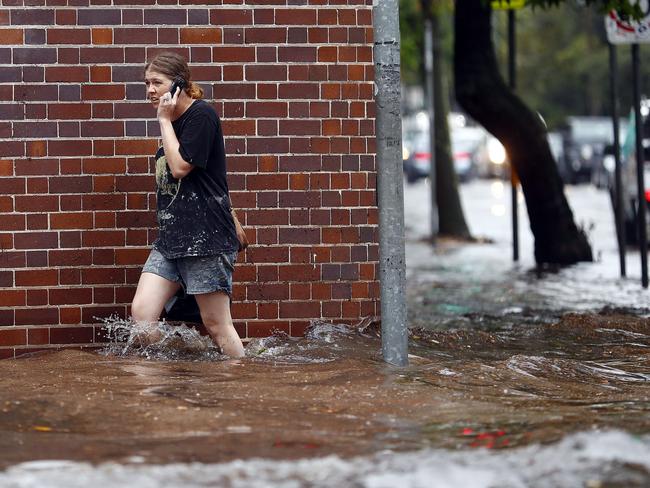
[492,3,650,128]
[399,0,425,85]
[399,0,650,128]
[399,0,455,88]
[527,0,644,19]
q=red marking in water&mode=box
[462,428,474,436]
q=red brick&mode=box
[0,196,13,212]
[318,9,337,25]
[48,103,92,120]
[210,8,253,25]
[180,27,222,44]
[60,307,82,324]
[48,141,93,157]
[82,230,125,247]
[47,28,91,44]
[318,46,337,63]
[28,328,50,345]
[50,212,94,230]
[81,84,125,101]
[14,232,58,250]
[245,27,286,44]
[49,249,92,266]
[0,214,25,231]
[90,65,111,82]
[280,301,319,319]
[115,139,158,155]
[92,28,112,44]
[15,306,58,326]
[245,101,287,118]
[0,29,23,44]
[15,269,58,287]
[50,326,94,344]
[115,248,149,265]
[212,46,255,62]
[49,288,93,305]
[0,329,26,347]
[245,65,286,82]
[246,283,288,301]
[231,302,256,319]
[0,290,26,307]
[82,267,125,285]
[27,288,48,306]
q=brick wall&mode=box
[0,0,379,358]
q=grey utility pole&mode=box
[373,0,409,366]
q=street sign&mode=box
[606,10,650,44]
[491,0,525,9]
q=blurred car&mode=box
[559,116,626,185]
[403,130,431,183]
[474,135,507,178]
[613,101,650,244]
[451,126,485,182]
[401,111,484,184]
[590,123,628,189]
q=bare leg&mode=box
[131,272,181,344]
[194,291,245,358]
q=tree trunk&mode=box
[454,0,592,265]
[432,12,472,239]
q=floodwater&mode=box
[2,180,650,487]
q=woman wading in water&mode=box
[131,52,245,358]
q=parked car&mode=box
[401,112,485,184]
[473,135,507,179]
[451,126,486,182]
[559,116,626,184]
[403,130,431,183]
[612,102,650,245]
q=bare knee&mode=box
[130,295,155,323]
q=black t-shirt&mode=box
[153,99,239,258]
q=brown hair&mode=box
[144,51,204,100]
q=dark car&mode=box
[559,116,625,185]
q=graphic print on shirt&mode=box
[155,152,181,209]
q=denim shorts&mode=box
[142,248,237,296]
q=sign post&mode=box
[492,0,524,262]
[606,9,650,288]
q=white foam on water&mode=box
[2,430,649,488]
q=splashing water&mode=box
[98,315,222,361]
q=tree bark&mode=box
[432,12,472,239]
[454,0,593,265]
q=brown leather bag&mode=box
[231,209,249,252]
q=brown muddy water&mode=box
[1,313,650,487]
[2,182,650,487]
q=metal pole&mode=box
[424,17,439,242]
[373,0,409,366]
[609,42,626,277]
[632,43,648,288]
[508,9,519,262]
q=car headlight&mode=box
[487,138,506,165]
[403,146,410,160]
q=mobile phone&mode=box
[169,77,186,97]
